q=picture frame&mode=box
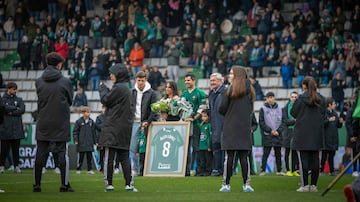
[143,121,191,177]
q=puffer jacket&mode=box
[0,93,25,140]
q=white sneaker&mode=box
[296,185,310,192]
[259,172,266,176]
[219,184,231,192]
[243,184,254,192]
[14,166,21,174]
[105,185,114,192]
[87,170,95,174]
[276,172,286,176]
[310,185,318,192]
[0,166,4,173]
[76,170,81,174]
[131,170,138,176]
[352,171,359,177]
[125,185,138,192]
[42,167,46,174]
[54,167,60,174]
[7,165,14,171]
[114,168,120,174]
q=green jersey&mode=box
[150,128,184,172]
[199,122,211,150]
[181,88,206,125]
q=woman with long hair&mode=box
[291,76,325,192]
[162,81,180,121]
[218,67,256,192]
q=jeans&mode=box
[84,0,94,10]
[16,29,23,43]
[129,122,141,174]
[6,33,13,41]
[152,44,163,58]
[167,65,179,83]
[48,3,57,19]
[77,36,89,49]
[282,78,292,89]
[90,76,100,91]
[93,36,103,49]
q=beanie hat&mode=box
[46,52,65,66]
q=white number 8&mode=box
[162,141,171,157]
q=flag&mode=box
[134,11,155,40]
[135,11,149,30]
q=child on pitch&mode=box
[198,109,212,176]
[320,97,343,176]
[73,106,97,174]
[95,105,106,173]
[135,126,146,176]
[259,91,285,176]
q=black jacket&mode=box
[323,109,342,151]
[0,97,4,124]
[73,117,96,152]
[0,93,25,140]
[35,66,73,142]
[98,64,132,150]
[95,113,105,143]
[291,92,325,150]
[219,80,254,150]
[282,100,296,148]
[209,84,226,145]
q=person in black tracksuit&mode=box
[282,91,299,176]
[98,63,138,192]
[259,92,285,175]
[33,52,74,192]
[291,76,326,192]
[73,107,97,173]
[320,98,343,176]
[95,105,106,173]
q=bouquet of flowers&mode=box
[151,98,193,120]
[150,98,172,113]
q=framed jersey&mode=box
[144,121,190,177]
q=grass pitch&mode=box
[0,170,353,202]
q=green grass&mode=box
[0,170,354,202]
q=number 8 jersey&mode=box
[151,127,184,172]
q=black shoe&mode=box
[33,185,41,192]
[60,184,74,192]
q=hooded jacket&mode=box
[0,92,25,140]
[290,91,325,150]
[98,64,133,150]
[35,66,73,142]
[131,81,159,123]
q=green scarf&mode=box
[288,101,294,128]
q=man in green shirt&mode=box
[181,73,207,176]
